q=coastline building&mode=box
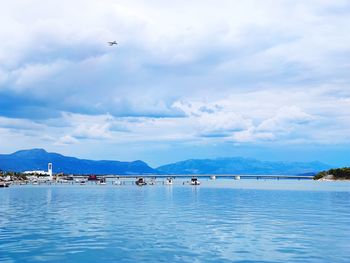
[48,163,53,181]
[23,170,49,175]
[24,163,54,181]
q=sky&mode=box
[0,0,350,167]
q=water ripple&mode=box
[0,181,349,262]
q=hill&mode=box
[0,149,333,176]
[0,149,156,175]
[157,157,331,175]
[314,167,350,180]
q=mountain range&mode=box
[157,157,331,175]
[0,149,156,175]
[0,149,332,175]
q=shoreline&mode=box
[318,178,350,182]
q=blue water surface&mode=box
[0,180,349,263]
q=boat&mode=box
[57,179,69,183]
[80,180,86,185]
[165,177,173,185]
[88,175,98,181]
[135,177,147,186]
[210,175,216,180]
[234,175,241,180]
[0,182,9,188]
[190,177,200,185]
[148,178,156,185]
[98,178,107,185]
[113,177,122,185]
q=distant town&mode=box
[1,159,349,188]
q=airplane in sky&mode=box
[108,41,118,46]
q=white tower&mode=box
[48,163,53,181]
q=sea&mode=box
[0,179,349,263]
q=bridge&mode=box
[70,174,314,180]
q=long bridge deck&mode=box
[72,174,314,180]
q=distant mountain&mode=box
[0,149,333,176]
[0,149,156,175]
[157,157,332,175]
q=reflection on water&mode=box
[0,180,349,263]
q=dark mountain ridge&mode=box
[0,149,156,175]
[157,157,332,175]
[0,149,332,175]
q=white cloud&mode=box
[173,100,252,137]
[11,61,66,90]
[257,106,314,133]
[0,0,350,161]
[55,135,79,146]
[232,128,275,143]
[61,113,114,140]
[172,100,319,143]
[0,116,44,131]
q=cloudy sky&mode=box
[1,0,350,166]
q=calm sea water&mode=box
[0,180,349,263]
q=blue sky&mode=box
[0,0,350,166]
